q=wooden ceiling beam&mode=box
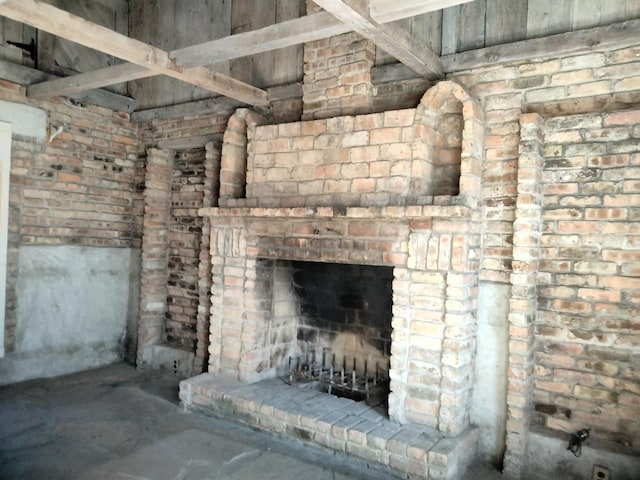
[0,0,269,107]
[0,59,136,112]
[312,0,443,79]
[370,0,474,23]
[173,11,351,68]
[27,63,149,99]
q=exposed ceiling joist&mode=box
[370,0,474,23]
[0,58,136,112]
[312,0,443,79]
[27,63,149,99]
[0,0,269,107]
[26,11,352,99]
[0,0,469,104]
[370,18,640,82]
[13,0,458,101]
[173,11,351,68]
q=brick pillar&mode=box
[502,113,544,477]
[391,216,480,435]
[302,2,374,119]
[208,224,250,376]
[137,148,174,367]
[193,141,220,373]
[439,269,478,435]
[238,257,277,383]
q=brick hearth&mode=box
[180,374,478,479]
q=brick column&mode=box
[432,218,481,436]
[302,1,374,119]
[193,141,220,373]
[391,216,480,435]
[208,223,251,376]
[503,113,544,477]
[137,148,174,367]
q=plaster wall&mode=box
[471,282,510,464]
[0,245,141,385]
[0,100,46,142]
[524,430,640,480]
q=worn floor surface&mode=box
[0,363,503,479]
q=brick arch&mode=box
[414,81,484,206]
[219,108,266,201]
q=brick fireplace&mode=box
[180,81,486,479]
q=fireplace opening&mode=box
[269,260,393,411]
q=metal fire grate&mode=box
[282,349,390,406]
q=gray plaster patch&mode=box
[0,245,139,384]
[0,100,47,142]
[470,282,510,463]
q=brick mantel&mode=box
[199,203,473,220]
[200,202,479,269]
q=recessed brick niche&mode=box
[180,82,485,479]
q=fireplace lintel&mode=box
[199,203,473,221]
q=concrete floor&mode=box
[0,363,503,480]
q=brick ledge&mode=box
[199,202,472,220]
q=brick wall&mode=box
[534,109,640,447]
[443,45,640,476]
[0,81,141,355]
[165,148,205,350]
[4,85,141,248]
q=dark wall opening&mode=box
[291,261,393,374]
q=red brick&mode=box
[604,109,640,125]
[584,208,628,220]
[351,178,375,192]
[314,164,341,178]
[369,127,401,145]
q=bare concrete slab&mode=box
[0,364,391,480]
[80,430,259,480]
[0,363,503,480]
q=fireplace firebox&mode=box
[273,260,393,408]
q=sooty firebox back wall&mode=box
[291,261,393,369]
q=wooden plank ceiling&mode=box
[0,0,473,109]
